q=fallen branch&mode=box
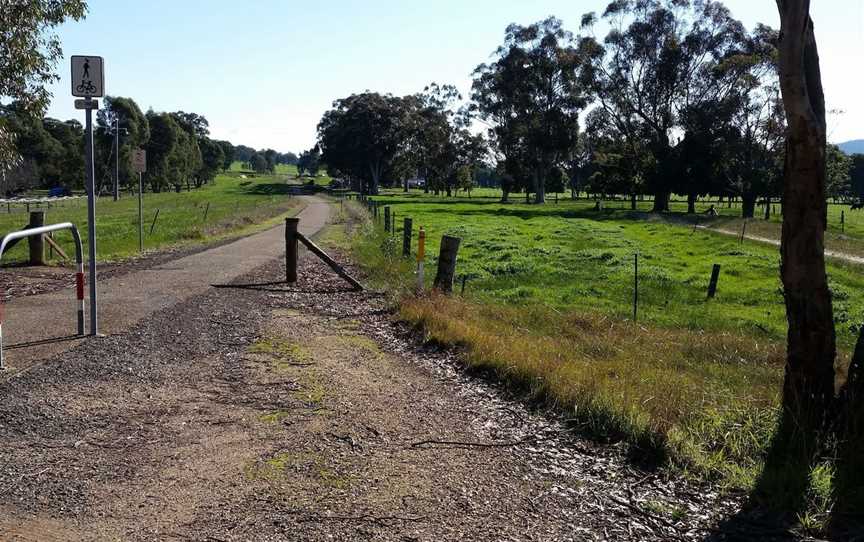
[411,435,536,449]
[296,513,425,527]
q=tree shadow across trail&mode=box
[211,281,353,295]
[5,334,83,350]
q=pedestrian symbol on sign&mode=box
[71,55,104,98]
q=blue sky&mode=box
[44,0,863,153]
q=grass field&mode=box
[336,190,864,500]
[387,187,864,256]
[0,164,303,264]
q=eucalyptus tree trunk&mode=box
[742,192,756,219]
[776,0,836,443]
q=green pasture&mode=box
[0,167,302,264]
[368,190,864,350]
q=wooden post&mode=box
[296,232,363,291]
[149,208,160,235]
[707,264,721,299]
[391,211,396,235]
[402,217,412,257]
[202,201,210,221]
[285,217,299,283]
[28,211,45,265]
[461,275,468,295]
[739,220,747,243]
[384,206,390,232]
[433,235,461,293]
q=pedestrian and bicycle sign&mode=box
[71,56,104,98]
[71,54,104,335]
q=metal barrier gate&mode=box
[0,222,86,369]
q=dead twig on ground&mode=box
[410,435,536,449]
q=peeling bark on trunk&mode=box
[776,0,836,435]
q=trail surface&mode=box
[0,196,329,375]
[0,201,806,541]
[703,225,864,266]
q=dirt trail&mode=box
[1,253,789,540]
[0,203,804,541]
[0,196,329,375]
[702,225,864,266]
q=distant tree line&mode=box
[317,84,486,196]
[234,145,297,175]
[0,96,302,195]
[314,1,863,217]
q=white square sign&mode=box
[132,148,147,173]
[71,55,104,97]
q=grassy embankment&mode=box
[331,189,864,502]
[0,163,307,264]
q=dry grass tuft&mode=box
[401,293,784,488]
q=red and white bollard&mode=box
[76,262,85,335]
[0,291,5,370]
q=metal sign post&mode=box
[132,149,147,252]
[72,55,104,336]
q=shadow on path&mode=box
[6,334,83,350]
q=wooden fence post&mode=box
[149,208,161,235]
[28,211,45,265]
[707,263,721,299]
[402,217,412,257]
[384,206,390,232]
[433,235,461,293]
[285,217,299,283]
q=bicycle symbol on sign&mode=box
[76,80,97,94]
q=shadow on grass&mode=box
[240,183,318,196]
[376,198,739,229]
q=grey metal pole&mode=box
[113,118,119,201]
[85,100,98,335]
[138,171,143,252]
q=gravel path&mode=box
[0,249,809,540]
[0,201,817,541]
[0,196,328,376]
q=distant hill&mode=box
[838,139,864,155]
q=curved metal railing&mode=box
[0,222,85,369]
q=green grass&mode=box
[334,192,864,512]
[0,165,303,264]
[369,191,864,350]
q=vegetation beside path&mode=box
[0,165,306,264]
[327,193,861,522]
